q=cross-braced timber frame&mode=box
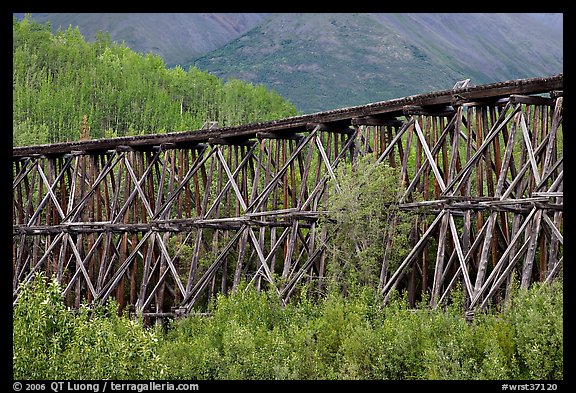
[13,74,563,317]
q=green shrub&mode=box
[370,291,429,379]
[13,273,166,379]
[14,274,563,380]
[13,274,73,379]
[320,155,416,293]
[504,281,563,379]
[473,315,519,379]
[158,314,222,379]
[420,307,479,379]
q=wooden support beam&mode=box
[469,207,538,308]
[248,126,320,212]
[114,145,133,152]
[306,122,354,133]
[208,137,256,146]
[444,102,520,195]
[13,74,562,159]
[457,97,509,107]
[180,228,246,312]
[381,210,447,302]
[376,118,415,165]
[508,94,555,106]
[549,90,563,98]
[403,105,455,117]
[431,213,450,306]
[351,116,404,127]
[413,120,447,191]
[256,132,304,140]
[12,74,563,315]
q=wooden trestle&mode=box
[13,74,563,317]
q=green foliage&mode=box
[13,274,71,379]
[13,15,298,146]
[14,275,562,380]
[320,155,416,293]
[504,280,563,379]
[156,281,562,380]
[12,119,50,146]
[13,273,166,380]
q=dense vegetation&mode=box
[13,15,298,146]
[318,156,419,295]
[13,273,562,380]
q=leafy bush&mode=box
[505,280,563,379]
[320,155,416,294]
[14,274,562,380]
[13,273,166,379]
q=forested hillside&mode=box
[12,15,298,146]
[13,13,270,67]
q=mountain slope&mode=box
[192,13,455,113]
[13,16,298,145]
[372,13,563,82]
[191,13,563,113]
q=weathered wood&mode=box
[300,129,357,210]
[181,228,246,311]
[249,126,320,212]
[473,212,497,295]
[448,213,474,297]
[519,113,542,185]
[351,116,403,127]
[544,256,563,285]
[375,118,414,165]
[256,132,304,140]
[399,122,414,188]
[400,115,456,202]
[444,102,520,195]
[403,105,455,117]
[414,120,447,192]
[469,207,538,308]
[500,128,555,200]
[382,210,447,302]
[431,213,450,306]
[520,209,543,289]
[509,94,555,106]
